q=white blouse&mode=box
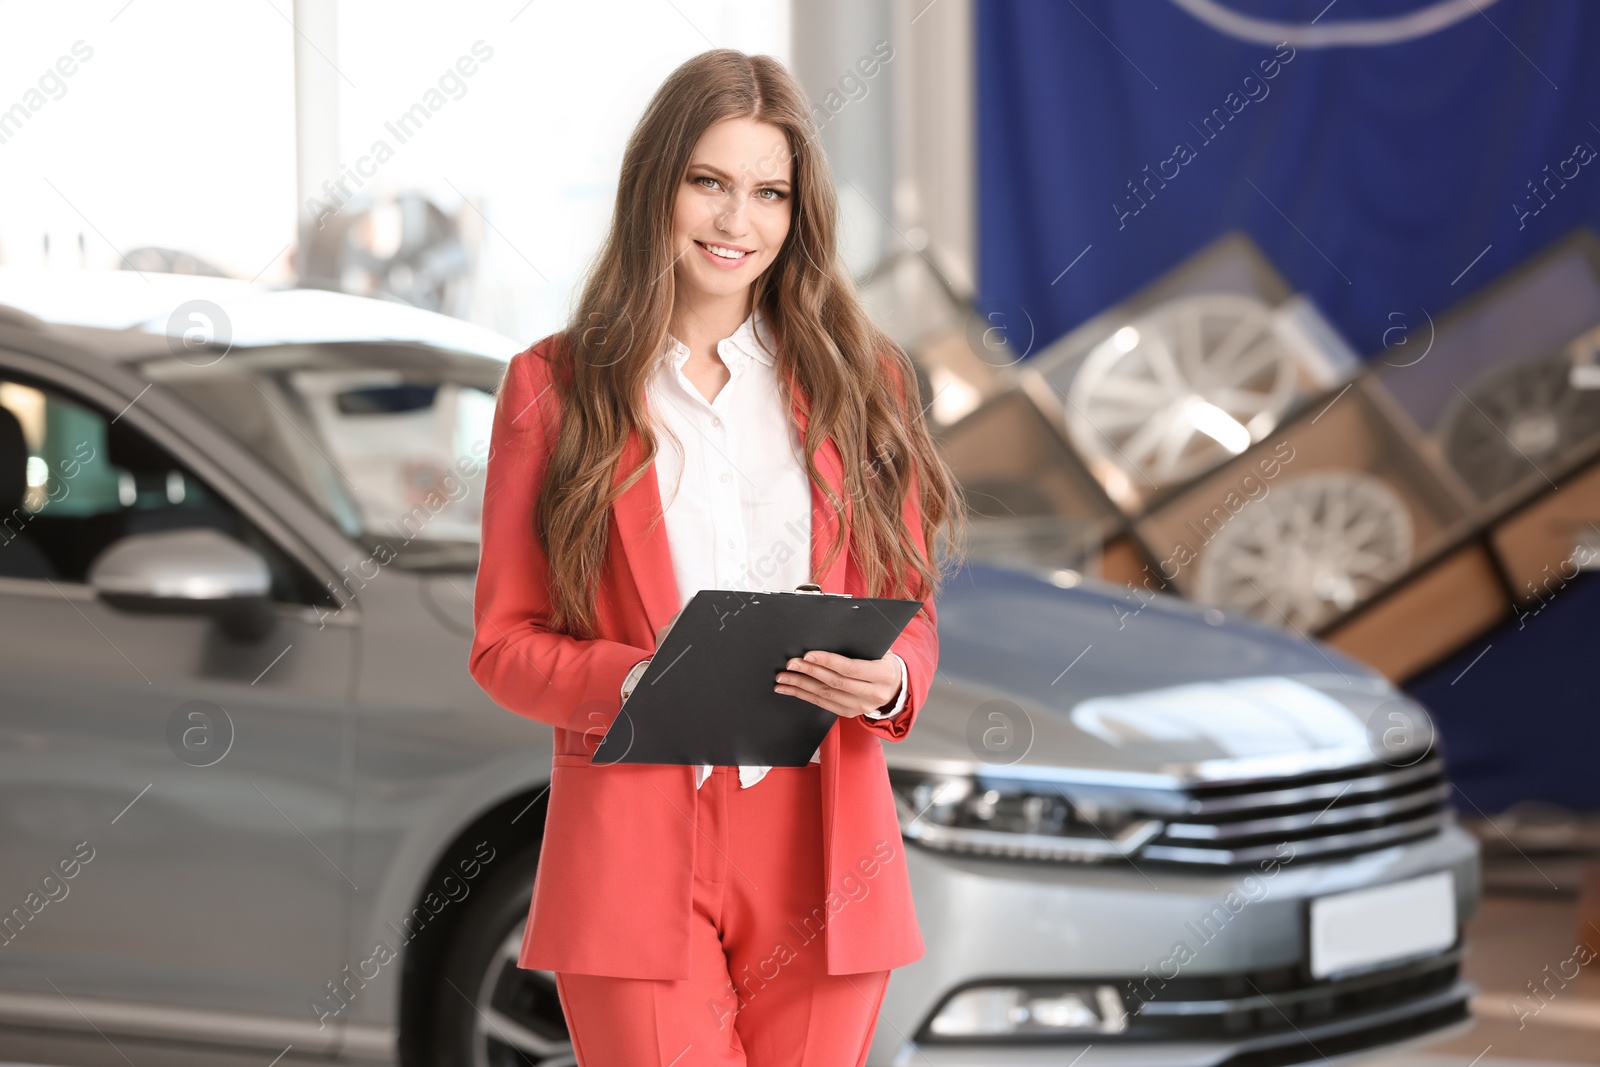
[624,309,906,789]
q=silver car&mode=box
[0,270,1478,1067]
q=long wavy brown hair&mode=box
[530,48,967,639]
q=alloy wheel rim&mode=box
[468,920,576,1067]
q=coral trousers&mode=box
[554,763,891,1066]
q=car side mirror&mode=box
[88,528,276,641]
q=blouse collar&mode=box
[663,307,777,371]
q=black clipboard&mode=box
[591,585,922,767]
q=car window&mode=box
[0,371,331,605]
[137,342,501,570]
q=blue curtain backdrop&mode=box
[976,0,1600,356]
[976,0,1600,810]
[1408,572,1600,814]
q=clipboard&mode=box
[591,584,923,767]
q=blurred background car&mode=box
[1,271,1475,1067]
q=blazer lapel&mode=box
[611,415,681,644]
[788,370,853,596]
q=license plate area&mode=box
[1308,871,1456,980]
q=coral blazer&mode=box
[469,333,940,979]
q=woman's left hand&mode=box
[774,650,901,718]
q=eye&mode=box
[756,187,788,201]
[693,175,722,191]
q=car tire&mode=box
[427,846,576,1067]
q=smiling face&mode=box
[669,115,794,310]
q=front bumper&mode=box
[873,822,1481,1067]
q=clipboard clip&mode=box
[765,583,852,597]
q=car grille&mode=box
[1123,949,1462,1041]
[1140,755,1451,867]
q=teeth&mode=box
[703,243,748,260]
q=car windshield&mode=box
[135,341,505,570]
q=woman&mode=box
[469,48,965,1065]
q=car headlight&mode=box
[889,770,1166,862]
[924,983,1129,1038]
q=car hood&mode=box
[895,563,1416,787]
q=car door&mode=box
[0,359,355,1044]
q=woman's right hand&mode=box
[624,610,682,702]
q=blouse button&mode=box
[719,471,732,483]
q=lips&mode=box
[694,240,754,268]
